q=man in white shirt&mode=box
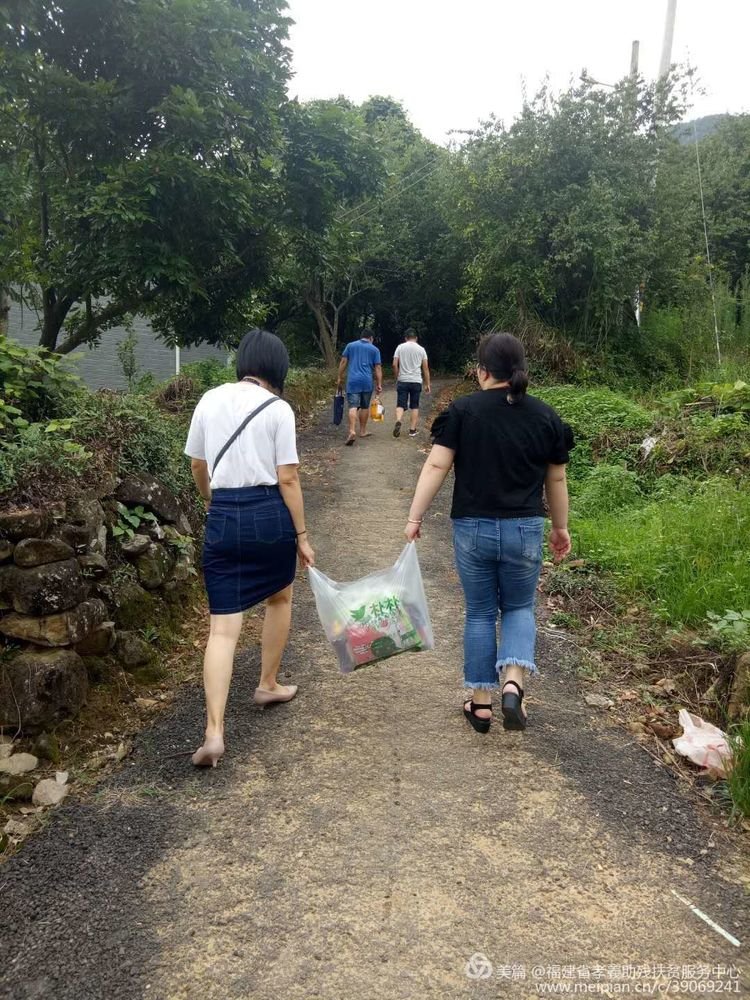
[393,330,431,438]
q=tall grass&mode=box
[573,479,750,624]
[727,721,750,819]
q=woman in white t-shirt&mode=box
[184,329,315,767]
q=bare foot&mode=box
[253,684,298,706]
[192,734,225,768]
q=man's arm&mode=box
[393,354,400,380]
[421,357,431,393]
[374,363,383,394]
[336,356,348,389]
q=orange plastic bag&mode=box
[370,399,385,422]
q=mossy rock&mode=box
[131,662,167,685]
[81,654,122,685]
[112,581,157,630]
[32,732,62,765]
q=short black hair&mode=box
[405,328,417,339]
[235,328,290,394]
[361,329,374,340]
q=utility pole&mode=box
[658,0,677,80]
[630,40,640,80]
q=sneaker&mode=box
[408,430,418,438]
[393,421,402,438]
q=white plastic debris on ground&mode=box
[672,709,733,778]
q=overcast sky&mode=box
[286,0,749,144]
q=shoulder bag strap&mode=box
[210,396,280,480]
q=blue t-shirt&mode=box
[343,339,381,392]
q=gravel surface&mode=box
[1,386,747,999]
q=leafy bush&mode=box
[648,410,750,478]
[537,385,654,441]
[0,338,82,431]
[572,463,643,518]
[574,479,750,624]
[65,392,195,507]
[705,610,750,653]
[536,385,653,483]
[0,421,92,493]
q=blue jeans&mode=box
[452,517,544,689]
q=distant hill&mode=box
[672,114,730,144]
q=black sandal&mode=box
[463,700,492,734]
[501,680,527,731]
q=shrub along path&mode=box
[0,388,748,999]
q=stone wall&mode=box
[0,474,196,733]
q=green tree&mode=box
[0,0,290,353]
[453,76,692,348]
[277,98,386,365]
[698,115,750,288]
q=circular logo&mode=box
[465,953,494,980]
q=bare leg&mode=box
[192,611,243,765]
[409,406,420,433]
[346,406,357,444]
[395,406,405,423]
[358,408,370,436]
[258,585,294,693]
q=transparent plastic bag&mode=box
[309,543,434,673]
[672,709,732,778]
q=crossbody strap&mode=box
[210,396,280,480]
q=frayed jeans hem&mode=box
[462,681,500,691]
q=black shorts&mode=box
[396,382,422,410]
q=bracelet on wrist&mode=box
[296,530,307,537]
[407,517,423,524]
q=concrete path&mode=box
[1,387,747,1000]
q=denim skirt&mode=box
[203,486,297,615]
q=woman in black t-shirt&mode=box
[404,332,572,734]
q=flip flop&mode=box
[345,435,356,446]
[253,684,298,707]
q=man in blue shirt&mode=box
[336,331,383,445]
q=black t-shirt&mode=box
[431,390,572,519]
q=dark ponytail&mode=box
[477,332,529,402]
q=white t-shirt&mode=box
[184,382,299,488]
[394,341,428,384]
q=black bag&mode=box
[332,390,345,426]
[210,397,279,479]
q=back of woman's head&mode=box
[235,328,290,394]
[477,332,529,401]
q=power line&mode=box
[337,156,440,223]
[337,156,444,229]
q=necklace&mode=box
[242,376,262,387]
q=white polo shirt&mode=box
[184,382,299,488]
